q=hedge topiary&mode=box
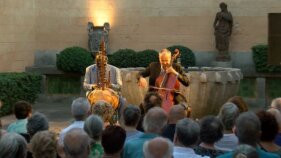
[56,47,93,73]
[167,45,196,68]
[0,73,42,116]
[135,49,159,67]
[252,44,281,72]
[108,49,137,68]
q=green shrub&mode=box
[167,45,196,68]
[252,44,281,72]
[56,47,93,73]
[135,49,159,67]
[108,49,137,68]
[0,73,42,116]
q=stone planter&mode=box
[120,67,243,119]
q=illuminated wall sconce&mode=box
[88,22,110,55]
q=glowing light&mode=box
[88,1,114,26]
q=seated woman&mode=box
[194,115,225,158]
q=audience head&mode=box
[13,101,32,119]
[143,92,162,113]
[143,137,173,158]
[256,110,278,142]
[30,130,57,158]
[63,128,90,158]
[175,118,200,147]
[199,115,223,144]
[218,102,240,131]
[101,125,126,155]
[228,96,248,113]
[271,98,281,112]
[122,105,141,127]
[168,104,187,124]
[233,144,258,158]
[143,107,168,134]
[71,97,90,121]
[0,133,27,158]
[91,101,115,123]
[234,112,261,147]
[84,114,104,142]
[27,112,49,137]
[267,108,281,132]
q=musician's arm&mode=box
[136,63,151,80]
[176,65,190,86]
[110,68,122,91]
[83,66,94,91]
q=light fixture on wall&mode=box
[87,22,110,55]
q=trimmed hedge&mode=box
[167,45,196,68]
[56,47,93,73]
[0,73,42,116]
[108,49,137,68]
[252,44,281,72]
[135,49,159,67]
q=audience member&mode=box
[59,97,90,144]
[218,112,279,158]
[91,100,116,125]
[173,118,209,158]
[84,115,104,158]
[137,92,162,131]
[271,98,281,112]
[102,125,126,158]
[162,104,186,141]
[123,107,168,158]
[268,108,281,146]
[228,96,248,113]
[7,101,32,134]
[256,110,281,156]
[215,102,240,151]
[120,105,143,141]
[63,128,90,158]
[233,144,258,158]
[194,115,224,158]
[30,130,57,158]
[143,137,173,158]
[0,132,27,158]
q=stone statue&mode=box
[88,22,110,55]
[213,2,233,61]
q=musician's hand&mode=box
[138,77,147,88]
[91,84,98,90]
[166,67,179,76]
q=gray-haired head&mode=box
[175,118,200,147]
[218,102,240,131]
[271,98,281,112]
[0,133,27,158]
[84,115,104,142]
[233,144,258,158]
[91,100,115,123]
[71,97,90,120]
[63,128,90,158]
[235,112,261,147]
[27,112,49,137]
[143,137,173,158]
[122,105,141,127]
[143,107,168,134]
[168,104,186,124]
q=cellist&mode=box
[137,48,190,112]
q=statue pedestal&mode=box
[211,61,233,68]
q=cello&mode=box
[155,49,181,112]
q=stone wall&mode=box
[1,0,281,72]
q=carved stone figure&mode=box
[213,2,233,61]
[88,22,110,55]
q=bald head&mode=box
[159,49,172,70]
[63,128,90,158]
[271,98,281,112]
[168,105,186,124]
[143,137,173,158]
